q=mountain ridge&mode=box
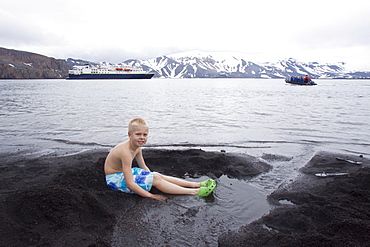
[1,47,369,79]
[124,51,370,79]
[0,47,68,79]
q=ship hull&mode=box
[67,73,154,80]
[285,78,316,85]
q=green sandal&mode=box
[198,185,216,197]
[198,180,216,197]
[200,179,216,187]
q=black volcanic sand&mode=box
[219,151,370,246]
[0,149,271,247]
[1,150,369,247]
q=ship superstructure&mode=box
[67,64,154,79]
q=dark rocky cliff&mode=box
[0,47,69,79]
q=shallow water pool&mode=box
[111,175,270,246]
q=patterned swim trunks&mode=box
[105,167,155,194]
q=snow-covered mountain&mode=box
[69,51,370,79]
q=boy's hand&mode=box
[150,194,167,201]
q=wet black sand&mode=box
[0,149,270,246]
[1,149,369,246]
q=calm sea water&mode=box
[1,78,369,245]
[1,78,369,187]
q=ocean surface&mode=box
[1,78,369,245]
[1,78,369,189]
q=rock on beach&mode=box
[218,151,370,246]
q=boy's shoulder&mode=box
[110,141,129,155]
[112,141,141,156]
[115,141,129,149]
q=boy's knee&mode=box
[153,173,163,184]
[154,173,164,179]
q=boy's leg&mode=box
[157,173,200,188]
[152,174,199,195]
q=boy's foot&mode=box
[200,179,216,187]
[198,180,216,197]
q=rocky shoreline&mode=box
[0,149,368,246]
[219,151,370,246]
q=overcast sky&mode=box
[1,0,370,70]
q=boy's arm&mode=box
[135,148,151,172]
[123,165,166,201]
[121,152,167,201]
[121,154,152,198]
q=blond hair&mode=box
[128,118,148,133]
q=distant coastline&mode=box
[1,47,370,79]
[0,47,68,79]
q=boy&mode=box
[104,118,216,201]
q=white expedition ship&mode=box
[67,64,155,80]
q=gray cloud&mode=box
[1,0,370,70]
